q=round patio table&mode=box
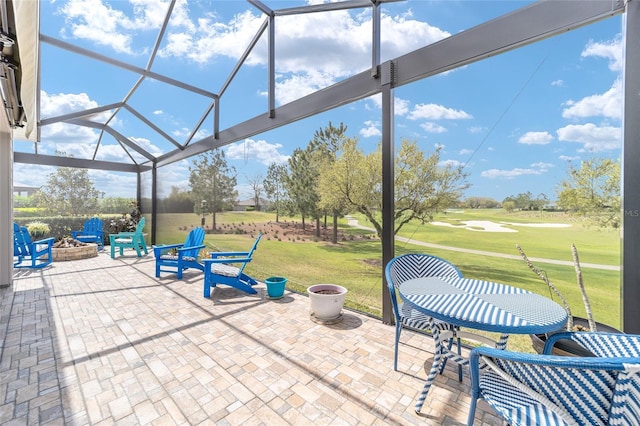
[398,276,568,413]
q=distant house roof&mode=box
[236,198,269,206]
[13,183,39,195]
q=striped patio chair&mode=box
[384,253,463,372]
[467,331,640,426]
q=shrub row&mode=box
[14,216,125,244]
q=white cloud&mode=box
[58,0,167,54]
[551,79,564,87]
[530,162,554,170]
[582,35,623,72]
[226,138,290,166]
[360,120,381,138]
[59,1,451,106]
[468,126,484,134]
[408,103,472,120]
[562,78,622,120]
[129,136,164,157]
[459,149,474,155]
[394,98,410,116]
[480,167,547,179]
[268,71,338,105]
[367,95,411,116]
[559,155,580,161]
[557,123,621,152]
[13,164,54,190]
[35,91,104,155]
[439,159,462,167]
[518,131,553,145]
[420,122,447,133]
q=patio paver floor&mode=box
[1,251,501,425]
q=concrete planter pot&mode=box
[307,284,348,324]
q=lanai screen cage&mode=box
[1,0,638,331]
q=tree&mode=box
[328,138,468,237]
[35,164,103,216]
[502,200,516,212]
[188,150,238,230]
[264,163,288,222]
[100,197,136,214]
[531,193,550,211]
[311,122,349,243]
[247,174,264,211]
[556,157,620,228]
[285,147,320,230]
[465,197,500,209]
[160,186,194,213]
[515,192,534,210]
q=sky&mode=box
[13,0,624,204]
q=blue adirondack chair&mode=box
[109,217,148,258]
[203,233,262,297]
[13,222,55,268]
[153,227,206,279]
[72,217,104,250]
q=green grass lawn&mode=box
[154,209,621,352]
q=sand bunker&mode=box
[430,220,571,233]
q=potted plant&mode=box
[307,284,348,323]
[26,221,51,239]
[517,244,621,356]
[265,276,287,299]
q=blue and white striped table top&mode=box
[399,277,568,334]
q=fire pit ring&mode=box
[52,238,98,261]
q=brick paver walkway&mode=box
[1,251,500,425]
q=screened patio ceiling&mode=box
[1,0,639,331]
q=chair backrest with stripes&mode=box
[385,253,462,320]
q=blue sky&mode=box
[14,1,623,203]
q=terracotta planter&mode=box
[530,317,622,356]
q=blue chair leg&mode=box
[394,324,401,371]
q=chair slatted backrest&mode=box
[85,217,103,235]
[135,217,145,234]
[236,233,262,275]
[13,222,29,257]
[546,331,640,425]
[19,225,36,253]
[183,227,205,258]
[385,253,462,320]
[473,332,640,426]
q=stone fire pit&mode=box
[52,238,98,261]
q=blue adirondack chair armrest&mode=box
[203,257,252,265]
[209,251,250,258]
[113,232,136,238]
[177,244,206,253]
[33,237,55,246]
[152,242,183,254]
[153,243,205,254]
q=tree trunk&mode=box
[332,211,338,244]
